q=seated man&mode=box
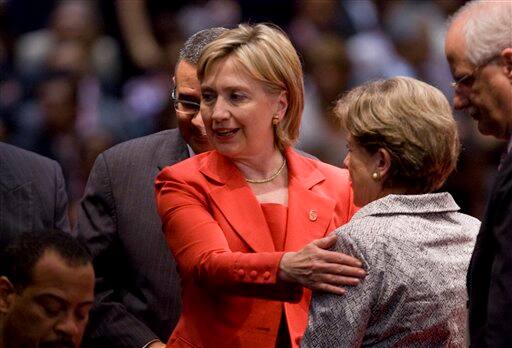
[0,230,94,348]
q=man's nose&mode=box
[191,111,205,129]
[54,314,80,338]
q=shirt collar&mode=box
[351,192,460,221]
[187,144,196,157]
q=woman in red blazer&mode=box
[155,23,363,348]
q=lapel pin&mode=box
[309,209,318,222]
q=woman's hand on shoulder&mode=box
[278,234,366,295]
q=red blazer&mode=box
[155,147,357,347]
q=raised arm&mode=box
[156,165,365,300]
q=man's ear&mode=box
[374,148,391,180]
[501,48,512,81]
[0,276,16,314]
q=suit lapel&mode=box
[200,152,275,252]
[285,148,335,251]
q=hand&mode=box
[147,341,166,348]
[278,233,366,295]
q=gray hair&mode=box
[178,27,229,65]
[449,0,512,65]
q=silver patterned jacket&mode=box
[302,193,479,348]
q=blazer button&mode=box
[309,210,318,222]
[238,269,245,277]
[263,271,271,280]
[250,270,258,279]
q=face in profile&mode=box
[445,19,512,140]
[0,250,94,348]
[200,56,286,161]
[174,60,212,154]
[343,136,382,207]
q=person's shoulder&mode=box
[335,213,385,245]
[452,212,481,236]
[332,217,387,271]
[0,142,59,171]
[158,151,211,180]
[103,129,182,158]
[289,147,350,180]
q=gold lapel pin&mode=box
[309,209,318,222]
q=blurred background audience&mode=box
[0,0,501,225]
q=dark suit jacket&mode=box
[468,151,512,347]
[0,142,70,251]
[78,129,189,347]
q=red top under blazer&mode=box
[155,147,357,348]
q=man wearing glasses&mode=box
[78,28,227,348]
[445,1,512,346]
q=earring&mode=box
[371,172,379,180]
[272,114,279,126]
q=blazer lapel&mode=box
[285,148,336,251]
[200,152,275,252]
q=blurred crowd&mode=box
[0,0,503,225]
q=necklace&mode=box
[245,158,287,184]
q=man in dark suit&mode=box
[78,28,227,348]
[0,142,70,252]
[445,1,512,346]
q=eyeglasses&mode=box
[451,55,499,91]
[171,88,201,117]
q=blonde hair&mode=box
[335,76,460,193]
[197,23,304,150]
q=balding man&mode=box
[445,1,512,346]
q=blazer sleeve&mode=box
[155,166,302,302]
[484,161,512,346]
[78,153,160,348]
[51,160,71,234]
[301,225,376,348]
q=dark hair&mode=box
[0,230,91,291]
[178,27,229,65]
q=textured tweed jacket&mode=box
[302,193,479,348]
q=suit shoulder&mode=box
[159,151,208,178]
[0,142,59,172]
[102,129,181,157]
[453,212,481,235]
[301,154,350,181]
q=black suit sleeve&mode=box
[52,161,71,234]
[78,153,159,347]
[485,161,512,346]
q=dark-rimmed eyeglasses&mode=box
[171,88,200,117]
[451,55,500,91]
